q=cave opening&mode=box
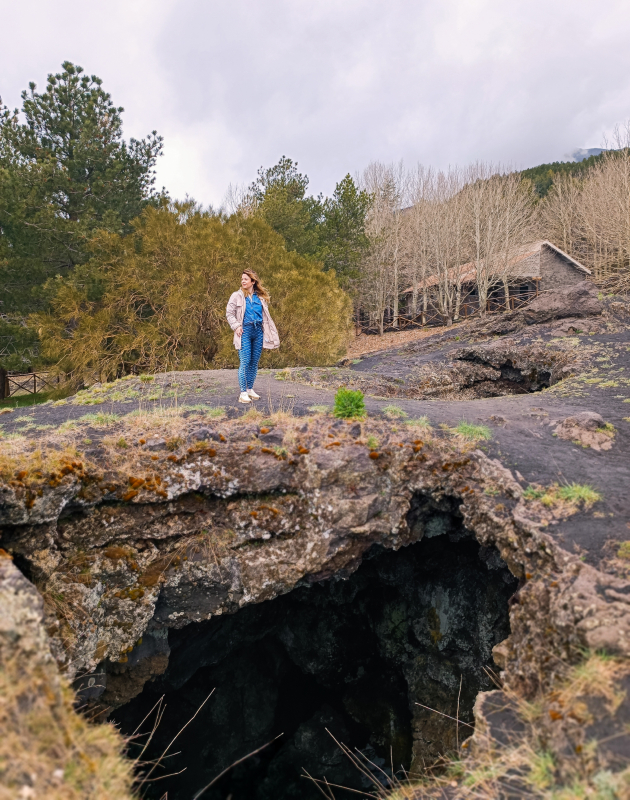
[111,494,517,800]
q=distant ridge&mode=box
[520,149,609,198]
[570,147,605,162]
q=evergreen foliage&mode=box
[250,156,322,256]
[0,61,163,368]
[333,387,366,419]
[33,204,351,381]
[520,152,607,198]
[318,174,370,288]
[249,157,370,287]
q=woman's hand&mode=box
[235,325,243,336]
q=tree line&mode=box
[347,137,630,333]
[1,61,629,380]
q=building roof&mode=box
[403,240,590,293]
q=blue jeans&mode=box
[238,323,264,392]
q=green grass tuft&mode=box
[333,388,367,419]
[404,416,431,428]
[557,483,602,506]
[381,404,408,419]
[78,412,119,426]
[307,405,329,414]
[454,421,492,441]
[523,485,545,500]
[617,541,630,560]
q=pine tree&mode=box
[0,61,163,368]
[249,156,323,256]
[318,174,370,289]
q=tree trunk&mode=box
[454,282,462,321]
[502,278,510,311]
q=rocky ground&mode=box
[0,282,629,798]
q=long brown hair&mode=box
[241,268,270,302]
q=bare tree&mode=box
[405,166,436,324]
[425,167,467,325]
[536,122,630,293]
[223,183,257,217]
[539,172,583,256]
[578,126,630,290]
[358,162,406,334]
[464,164,535,314]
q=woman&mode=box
[226,269,280,404]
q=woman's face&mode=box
[241,273,254,292]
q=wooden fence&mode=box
[354,290,538,336]
[0,369,62,401]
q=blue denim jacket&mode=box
[243,292,263,325]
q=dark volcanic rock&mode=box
[259,428,285,446]
[188,427,222,443]
[522,280,602,324]
[143,437,167,451]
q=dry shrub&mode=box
[33,203,352,381]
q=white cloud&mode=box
[2,0,630,205]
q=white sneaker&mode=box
[247,389,260,400]
[238,391,252,404]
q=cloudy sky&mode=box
[2,0,630,206]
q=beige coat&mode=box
[226,289,280,351]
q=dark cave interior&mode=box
[111,495,517,800]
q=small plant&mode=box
[598,422,616,437]
[58,420,78,432]
[308,405,329,414]
[617,541,630,560]
[206,406,226,418]
[524,482,602,509]
[454,421,492,442]
[116,437,128,449]
[139,374,155,383]
[382,404,407,419]
[557,483,602,506]
[405,416,431,428]
[78,412,119,426]
[366,435,379,450]
[333,388,366,419]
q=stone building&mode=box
[402,240,591,319]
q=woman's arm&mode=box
[226,293,243,336]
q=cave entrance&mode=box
[112,497,516,799]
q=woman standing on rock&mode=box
[226,269,280,404]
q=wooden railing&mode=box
[0,369,62,400]
[354,291,538,335]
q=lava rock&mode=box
[259,429,285,446]
[230,424,260,442]
[553,411,613,451]
[561,411,605,431]
[188,427,221,443]
[523,281,603,324]
[144,437,167,451]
